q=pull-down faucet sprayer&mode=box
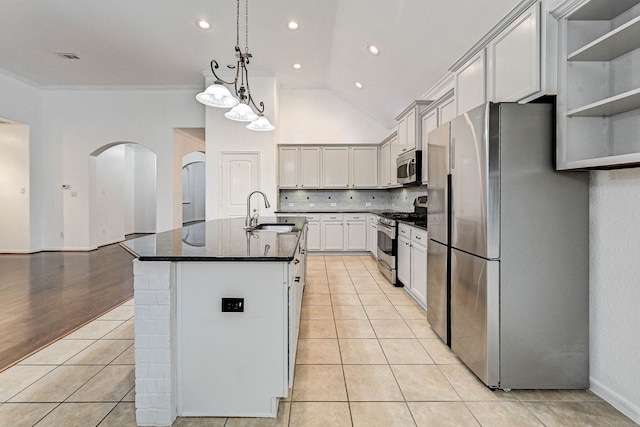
[245,191,271,229]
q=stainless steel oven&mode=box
[376,217,398,285]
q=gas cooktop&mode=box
[380,211,427,221]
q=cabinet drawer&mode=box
[345,213,366,221]
[305,214,320,222]
[411,228,428,245]
[369,214,379,224]
[398,224,411,238]
[321,214,343,222]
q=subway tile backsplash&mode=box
[278,187,427,212]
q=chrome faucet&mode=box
[245,190,271,229]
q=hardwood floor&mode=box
[0,242,135,372]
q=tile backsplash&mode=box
[278,187,427,212]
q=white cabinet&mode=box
[278,147,299,188]
[554,0,640,169]
[396,223,428,308]
[306,214,321,251]
[367,214,378,257]
[379,132,405,188]
[396,100,433,151]
[351,147,378,188]
[321,214,344,250]
[410,229,428,307]
[278,146,321,188]
[322,147,350,188]
[439,95,457,124]
[455,50,486,116]
[420,109,438,185]
[486,3,540,103]
[288,242,305,387]
[397,234,411,287]
[344,214,367,251]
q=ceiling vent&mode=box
[56,53,80,60]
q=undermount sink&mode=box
[250,224,295,232]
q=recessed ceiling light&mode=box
[293,63,302,69]
[355,82,363,89]
[196,19,211,30]
[368,45,380,55]
[287,21,299,30]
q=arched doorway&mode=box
[182,151,206,225]
[90,142,157,248]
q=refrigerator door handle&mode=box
[450,137,455,170]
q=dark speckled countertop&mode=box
[121,216,307,261]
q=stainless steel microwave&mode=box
[396,149,422,185]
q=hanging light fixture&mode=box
[195,0,274,131]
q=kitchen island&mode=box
[121,217,307,426]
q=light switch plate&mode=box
[330,202,337,207]
[288,203,294,207]
[309,203,315,207]
[365,202,372,207]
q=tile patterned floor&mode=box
[0,256,636,426]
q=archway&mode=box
[90,142,157,248]
[182,151,206,225]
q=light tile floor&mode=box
[0,256,636,426]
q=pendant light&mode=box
[195,0,274,131]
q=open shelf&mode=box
[568,15,640,61]
[568,0,638,20]
[567,88,640,117]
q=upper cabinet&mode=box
[278,145,378,189]
[379,132,405,188]
[396,101,433,151]
[420,90,454,184]
[455,51,487,116]
[278,146,321,189]
[486,3,541,103]
[554,0,640,169]
[450,0,549,116]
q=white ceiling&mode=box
[0,0,522,126]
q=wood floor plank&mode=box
[0,242,135,371]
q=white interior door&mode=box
[219,152,260,218]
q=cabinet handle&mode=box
[294,277,301,282]
[293,259,300,264]
[415,236,422,240]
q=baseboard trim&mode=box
[590,376,640,424]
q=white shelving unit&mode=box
[554,0,640,170]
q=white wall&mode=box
[589,168,640,423]
[278,88,391,144]
[0,123,30,252]
[205,76,277,219]
[43,88,203,250]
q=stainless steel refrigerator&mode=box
[427,102,589,389]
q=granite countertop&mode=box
[276,210,428,231]
[120,216,307,262]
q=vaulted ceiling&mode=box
[0,0,521,125]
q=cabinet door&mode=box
[406,109,416,149]
[322,147,350,188]
[410,241,427,307]
[278,147,298,188]
[322,221,344,250]
[351,147,378,188]
[380,142,391,187]
[487,3,540,102]
[421,110,438,184]
[307,221,321,251]
[439,97,457,124]
[345,221,367,250]
[397,115,408,147]
[300,147,321,188]
[367,220,377,256]
[397,236,411,287]
[456,50,486,115]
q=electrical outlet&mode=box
[309,203,315,207]
[365,202,372,207]
[288,203,294,207]
[222,298,244,312]
[330,202,337,207]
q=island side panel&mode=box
[133,260,177,427]
[177,261,288,418]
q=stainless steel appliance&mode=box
[427,102,589,390]
[396,149,422,185]
[376,199,427,285]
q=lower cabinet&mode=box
[306,215,321,251]
[321,214,344,250]
[396,223,428,308]
[367,214,378,257]
[344,214,367,250]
